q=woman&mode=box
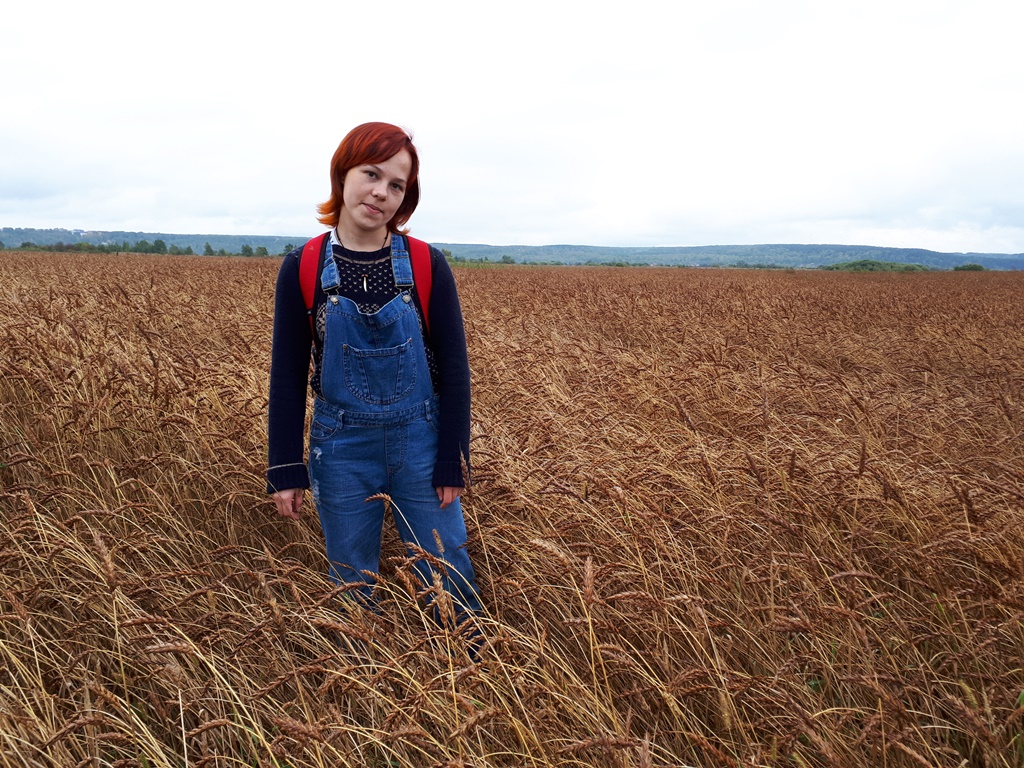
[266,122,482,625]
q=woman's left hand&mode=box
[436,486,463,509]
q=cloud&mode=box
[3,0,1022,252]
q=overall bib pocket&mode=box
[343,338,417,405]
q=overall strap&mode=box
[300,231,433,336]
[392,235,433,336]
[389,234,414,287]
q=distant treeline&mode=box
[821,259,989,272]
[0,240,296,258]
[3,227,1022,269]
[434,242,1024,270]
[0,228,299,257]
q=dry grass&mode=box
[1,252,1022,767]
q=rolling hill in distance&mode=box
[3,227,1023,270]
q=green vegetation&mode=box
[821,259,928,272]
[8,239,196,256]
[4,228,1023,269]
[954,263,986,271]
[435,242,1024,270]
[6,238,278,258]
[2,228,296,258]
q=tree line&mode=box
[0,240,295,257]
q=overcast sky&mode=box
[3,0,1022,253]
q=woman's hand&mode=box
[436,486,463,509]
[272,488,304,519]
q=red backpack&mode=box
[298,232,433,335]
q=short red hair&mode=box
[316,122,420,234]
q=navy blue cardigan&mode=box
[266,238,471,494]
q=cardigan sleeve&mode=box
[266,249,313,494]
[426,247,472,488]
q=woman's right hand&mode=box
[272,488,304,520]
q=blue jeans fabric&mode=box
[308,240,482,621]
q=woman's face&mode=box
[338,149,413,237]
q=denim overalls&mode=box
[308,235,482,621]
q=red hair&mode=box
[316,122,420,234]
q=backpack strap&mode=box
[407,235,433,337]
[299,231,433,336]
[299,232,329,334]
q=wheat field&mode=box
[1,251,1022,767]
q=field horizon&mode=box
[2,252,1022,767]
[4,226,1024,270]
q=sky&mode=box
[3,0,1022,253]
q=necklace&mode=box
[336,229,389,292]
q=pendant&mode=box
[362,275,368,292]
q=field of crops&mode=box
[1,251,1022,767]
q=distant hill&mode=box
[0,228,303,257]
[2,227,1022,269]
[434,242,1024,270]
